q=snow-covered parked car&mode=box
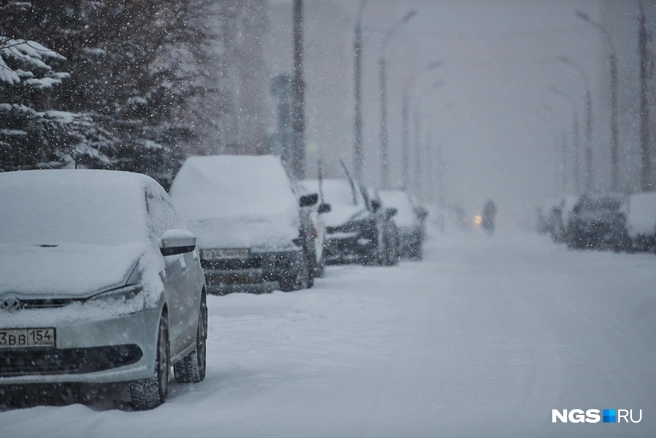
[567,193,625,250]
[169,155,318,292]
[616,191,656,252]
[0,170,207,410]
[300,179,333,278]
[379,190,427,260]
[320,178,399,266]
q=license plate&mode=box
[203,248,249,259]
[0,328,56,348]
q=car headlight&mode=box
[86,285,143,303]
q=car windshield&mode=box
[0,171,148,246]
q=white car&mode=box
[0,170,207,410]
[170,155,318,292]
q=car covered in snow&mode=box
[379,190,428,260]
[567,193,626,250]
[320,178,399,266]
[169,155,318,292]
[0,170,207,410]
[615,191,656,252]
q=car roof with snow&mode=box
[0,169,157,246]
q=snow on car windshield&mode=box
[170,155,298,222]
[379,190,416,228]
[0,170,149,246]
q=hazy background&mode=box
[265,0,656,224]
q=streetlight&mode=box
[576,10,619,191]
[550,84,581,193]
[379,10,417,188]
[543,102,568,194]
[353,0,369,183]
[401,60,443,190]
[559,55,593,193]
[412,80,443,197]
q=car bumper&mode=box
[323,233,376,264]
[0,306,161,385]
[202,249,303,287]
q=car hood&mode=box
[187,214,299,251]
[0,243,147,298]
[323,206,370,229]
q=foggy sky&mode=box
[267,0,618,224]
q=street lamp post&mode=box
[543,103,568,194]
[291,0,306,180]
[559,55,593,193]
[550,85,581,193]
[379,10,416,189]
[413,80,443,197]
[576,10,619,191]
[401,60,443,190]
[353,0,368,183]
[638,0,651,191]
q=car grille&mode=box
[20,299,84,309]
[201,257,263,271]
[0,345,143,377]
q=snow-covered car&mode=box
[0,170,207,410]
[379,190,427,260]
[550,194,580,243]
[615,191,656,252]
[300,179,333,278]
[567,193,625,250]
[169,155,318,292]
[321,178,399,266]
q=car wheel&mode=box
[130,312,169,410]
[279,254,311,292]
[174,292,207,384]
[409,241,423,261]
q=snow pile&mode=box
[379,190,416,229]
[625,191,656,237]
[310,179,366,227]
[170,155,300,250]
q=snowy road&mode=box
[3,231,656,437]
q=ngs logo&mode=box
[552,409,642,424]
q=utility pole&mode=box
[577,11,619,191]
[639,0,652,191]
[379,10,417,189]
[559,55,594,192]
[353,0,368,183]
[413,109,421,196]
[291,0,306,180]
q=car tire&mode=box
[409,241,423,261]
[174,292,207,384]
[130,312,169,410]
[279,254,311,292]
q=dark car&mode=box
[567,194,625,250]
[320,177,399,266]
[379,190,427,260]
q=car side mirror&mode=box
[370,199,381,212]
[299,193,319,208]
[318,203,331,214]
[385,207,397,218]
[415,207,429,220]
[161,229,196,256]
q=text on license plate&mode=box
[0,328,56,348]
[203,248,249,259]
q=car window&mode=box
[146,183,185,240]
